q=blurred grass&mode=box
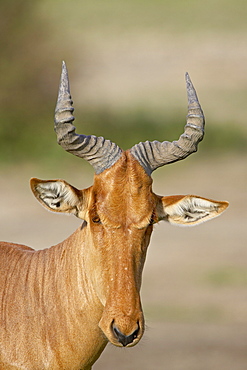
[42,0,247,34]
[203,267,247,288]
[0,107,246,167]
[144,264,247,324]
[0,0,247,167]
[144,304,224,324]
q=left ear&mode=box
[159,195,229,226]
[30,178,84,217]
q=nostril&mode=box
[132,326,139,340]
[112,322,139,347]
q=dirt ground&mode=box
[0,154,246,369]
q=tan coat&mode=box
[0,63,228,369]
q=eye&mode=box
[92,216,101,224]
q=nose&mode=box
[112,322,140,347]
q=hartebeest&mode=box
[0,62,228,369]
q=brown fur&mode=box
[0,153,156,369]
[0,151,228,369]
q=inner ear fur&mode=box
[30,178,86,218]
[159,195,229,226]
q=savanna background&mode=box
[0,1,246,369]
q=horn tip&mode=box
[185,72,192,85]
[62,60,67,72]
[61,61,68,79]
[185,72,198,103]
[58,61,70,97]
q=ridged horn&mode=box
[130,73,205,175]
[54,62,122,174]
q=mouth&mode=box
[99,313,144,348]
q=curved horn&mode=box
[54,62,122,174]
[130,73,205,175]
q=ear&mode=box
[30,178,85,218]
[159,195,229,226]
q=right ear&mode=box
[159,194,229,226]
[30,178,86,218]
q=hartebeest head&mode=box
[30,62,228,348]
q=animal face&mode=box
[31,150,228,347]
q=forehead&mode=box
[91,152,155,225]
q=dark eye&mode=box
[92,216,101,224]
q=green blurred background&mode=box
[0,1,247,369]
[0,0,246,169]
